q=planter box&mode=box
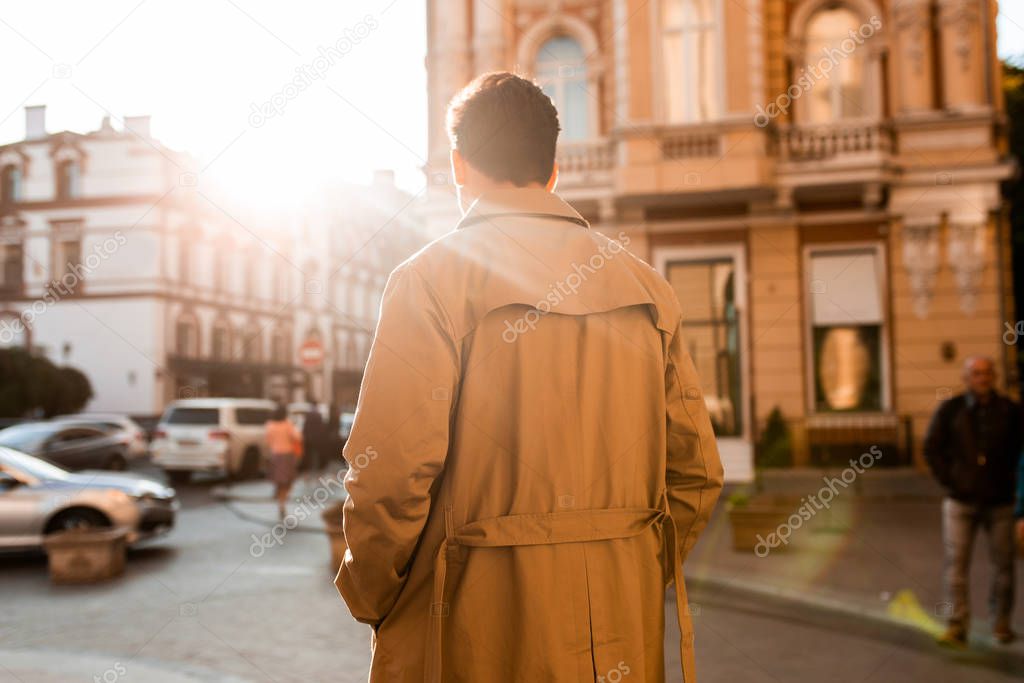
[42,527,129,584]
[727,497,798,554]
[321,502,347,572]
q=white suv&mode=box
[150,399,276,482]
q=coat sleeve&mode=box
[923,402,951,489]
[664,325,724,564]
[335,263,459,626]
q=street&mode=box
[3,466,1022,682]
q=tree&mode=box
[0,348,93,418]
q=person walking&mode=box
[302,397,326,476]
[335,72,723,682]
[265,404,302,520]
[924,356,1022,647]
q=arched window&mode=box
[56,160,80,200]
[536,36,589,140]
[804,7,866,122]
[241,323,262,363]
[661,0,720,123]
[211,319,232,360]
[1,166,21,203]
[175,314,199,358]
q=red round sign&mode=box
[298,339,325,368]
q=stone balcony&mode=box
[773,121,897,206]
[555,139,615,196]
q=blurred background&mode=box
[1,1,1024,681]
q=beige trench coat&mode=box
[336,188,724,682]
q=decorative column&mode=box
[426,0,472,168]
[937,0,987,110]
[891,0,936,113]
[900,214,941,318]
[946,213,987,314]
[473,0,506,74]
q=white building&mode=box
[0,107,425,416]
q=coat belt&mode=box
[424,492,694,683]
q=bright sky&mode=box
[0,1,1021,209]
[0,0,427,207]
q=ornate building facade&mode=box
[0,107,423,415]
[424,0,1015,479]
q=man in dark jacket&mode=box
[924,356,1021,646]
[302,398,326,475]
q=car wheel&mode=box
[46,508,111,533]
[105,454,128,471]
[169,471,192,485]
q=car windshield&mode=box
[0,447,69,481]
[164,407,220,425]
[0,423,55,452]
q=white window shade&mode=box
[810,250,882,325]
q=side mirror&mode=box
[0,472,22,491]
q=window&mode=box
[662,0,720,123]
[164,407,220,425]
[271,327,291,364]
[535,36,590,140]
[665,257,742,437]
[1,244,23,291]
[179,237,192,284]
[56,160,80,200]
[1,166,21,203]
[211,320,232,360]
[236,408,273,425]
[53,237,83,295]
[175,317,199,357]
[241,325,262,363]
[805,7,865,122]
[807,247,886,412]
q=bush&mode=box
[0,348,93,418]
[755,406,792,468]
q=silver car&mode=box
[0,447,177,551]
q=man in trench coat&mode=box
[336,72,724,682]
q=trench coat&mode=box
[336,187,724,683]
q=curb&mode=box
[687,573,1024,665]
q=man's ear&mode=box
[450,149,467,186]
[545,162,559,193]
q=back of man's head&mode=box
[446,72,561,186]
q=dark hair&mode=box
[272,404,287,421]
[446,71,561,186]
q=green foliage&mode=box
[0,348,93,418]
[755,406,792,468]
[726,488,751,509]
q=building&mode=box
[424,0,1016,480]
[0,107,424,416]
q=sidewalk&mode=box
[211,467,348,533]
[213,467,1024,654]
[688,468,1024,655]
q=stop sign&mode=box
[298,338,325,369]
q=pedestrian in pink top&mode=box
[265,404,302,519]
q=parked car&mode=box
[0,447,177,551]
[339,412,355,442]
[150,399,276,482]
[53,413,149,459]
[0,422,134,471]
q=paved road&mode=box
[2,469,1022,682]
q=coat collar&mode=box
[456,188,589,231]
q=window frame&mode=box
[654,0,726,125]
[801,241,891,414]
